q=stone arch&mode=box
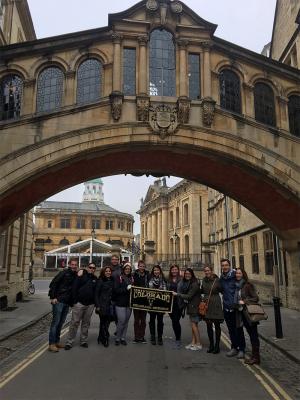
[248,73,282,97]
[214,59,247,82]
[284,86,300,98]
[31,56,69,79]
[70,48,110,71]
[0,65,29,80]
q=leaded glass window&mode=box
[219,69,241,113]
[0,75,23,121]
[188,54,200,100]
[36,67,64,113]
[77,59,102,105]
[149,29,176,97]
[123,48,136,95]
[254,82,276,126]
[288,95,300,137]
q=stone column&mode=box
[147,216,152,240]
[202,42,212,98]
[177,39,188,97]
[161,208,168,260]
[138,35,148,94]
[243,83,255,118]
[157,209,162,257]
[151,212,157,245]
[112,33,122,92]
[64,71,76,106]
[21,79,36,116]
[277,96,289,131]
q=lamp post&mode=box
[173,232,179,261]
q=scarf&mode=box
[234,279,245,307]
[149,276,166,290]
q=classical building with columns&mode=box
[33,179,134,262]
[138,179,212,267]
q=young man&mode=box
[219,258,245,358]
[65,263,97,350]
[132,260,149,343]
[48,258,78,352]
[110,255,122,281]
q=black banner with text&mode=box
[130,286,174,313]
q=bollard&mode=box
[273,265,283,338]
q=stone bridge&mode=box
[0,1,299,297]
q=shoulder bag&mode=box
[198,279,216,317]
[244,303,268,323]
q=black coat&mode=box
[95,277,114,316]
[48,268,77,305]
[133,270,149,288]
[201,275,224,321]
[177,280,201,316]
[72,271,97,306]
[113,275,133,307]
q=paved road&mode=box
[0,314,291,400]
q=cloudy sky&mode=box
[27,0,276,234]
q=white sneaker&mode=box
[194,344,203,350]
[185,343,193,349]
[190,345,201,351]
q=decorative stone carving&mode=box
[177,96,191,124]
[111,32,123,44]
[138,35,149,46]
[146,0,159,11]
[149,103,178,139]
[110,91,124,122]
[177,39,189,49]
[136,94,150,122]
[201,97,216,127]
[170,1,183,14]
[160,3,168,25]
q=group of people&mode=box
[47,256,262,365]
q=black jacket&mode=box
[113,275,133,307]
[95,277,114,316]
[133,270,149,288]
[48,268,77,305]
[72,271,97,306]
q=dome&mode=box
[85,178,103,185]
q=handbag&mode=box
[244,304,268,323]
[198,279,216,317]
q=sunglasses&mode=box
[89,266,96,270]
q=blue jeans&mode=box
[49,302,69,345]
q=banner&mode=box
[130,286,174,313]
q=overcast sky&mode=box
[27,0,276,234]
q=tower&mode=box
[82,178,104,203]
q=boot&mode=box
[149,321,156,345]
[48,344,59,353]
[55,342,65,349]
[245,345,260,365]
[206,323,214,353]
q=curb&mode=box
[258,333,300,365]
[0,311,51,343]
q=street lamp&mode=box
[173,232,179,260]
[91,228,96,239]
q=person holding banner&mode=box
[148,265,167,345]
[173,268,202,351]
[167,265,183,349]
[132,260,149,343]
[113,263,134,346]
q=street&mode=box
[0,313,291,400]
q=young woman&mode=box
[132,260,149,343]
[174,268,202,351]
[148,265,167,345]
[201,266,223,354]
[95,266,114,347]
[234,267,261,364]
[113,263,134,346]
[167,265,183,348]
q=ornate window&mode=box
[188,54,200,100]
[254,82,276,126]
[219,69,241,113]
[0,75,23,121]
[36,67,64,113]
[149,29,176,97]
[288,95,300,137]
[77,59,102,104]
[123,48,136,95]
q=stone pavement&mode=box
[258,305,300,364]
[0,292,50,341]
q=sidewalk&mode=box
[0,292,50,341]
[259,305,300,364]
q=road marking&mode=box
[221,332,293,400]
[0,327,68,389]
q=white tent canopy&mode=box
[44,237,132,269]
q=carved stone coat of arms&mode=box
[149,104,178,139]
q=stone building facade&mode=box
[270,0,300,68]
[0,0,35,309]
[33,179,134,261]
[206,189,293,307]
[138,179,212,268]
